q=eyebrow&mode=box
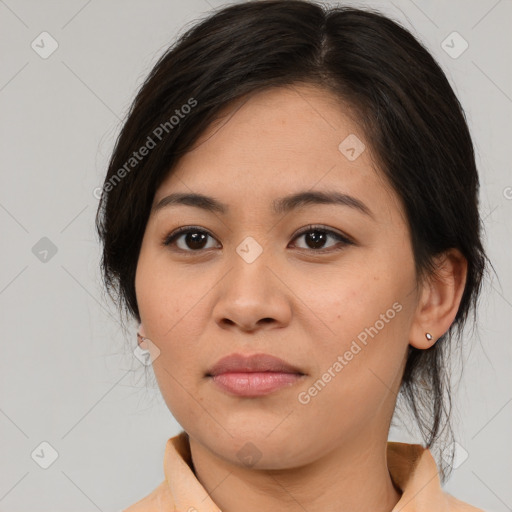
[152,190,374,219]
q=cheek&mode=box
[152,359,211,441]
[293,260,412,407]
[293,304,408,452]
[135,253,212,384]
[298,265,406,348]
[135,248,207,340]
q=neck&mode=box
[188,432,402,512]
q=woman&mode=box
[95,1,488,510]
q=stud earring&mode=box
[425,332,433,341]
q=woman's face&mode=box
[135,85,422,468]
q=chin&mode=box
[193,422,316,469]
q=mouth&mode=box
[206,353,306,397]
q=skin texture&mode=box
[135,84,467,512]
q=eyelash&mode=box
[161,224,354,254]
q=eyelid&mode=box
[290,224,354,245]
[162,225,219,248]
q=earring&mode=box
[425,332,433,341]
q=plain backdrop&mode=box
[0,1,511,511]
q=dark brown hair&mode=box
[95,0,489,482]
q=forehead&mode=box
[154,85,402,223]
[176,85,367,175]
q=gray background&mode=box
[0,0,511,511]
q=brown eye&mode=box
[290,226,353,252]
[163,227,220,252]
[162,224,353,254]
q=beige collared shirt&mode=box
[123,431,484,511]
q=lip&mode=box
[206,353,306,397]
[207,353,304,376]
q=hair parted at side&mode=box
[95,0,489,482]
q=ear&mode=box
[137,323,147,345]
[409,248,468,349]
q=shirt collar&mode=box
[154,430,459,512]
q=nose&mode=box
[212,246,292,333]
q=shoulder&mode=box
[121,480,172,512]
[387,442,486,512]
